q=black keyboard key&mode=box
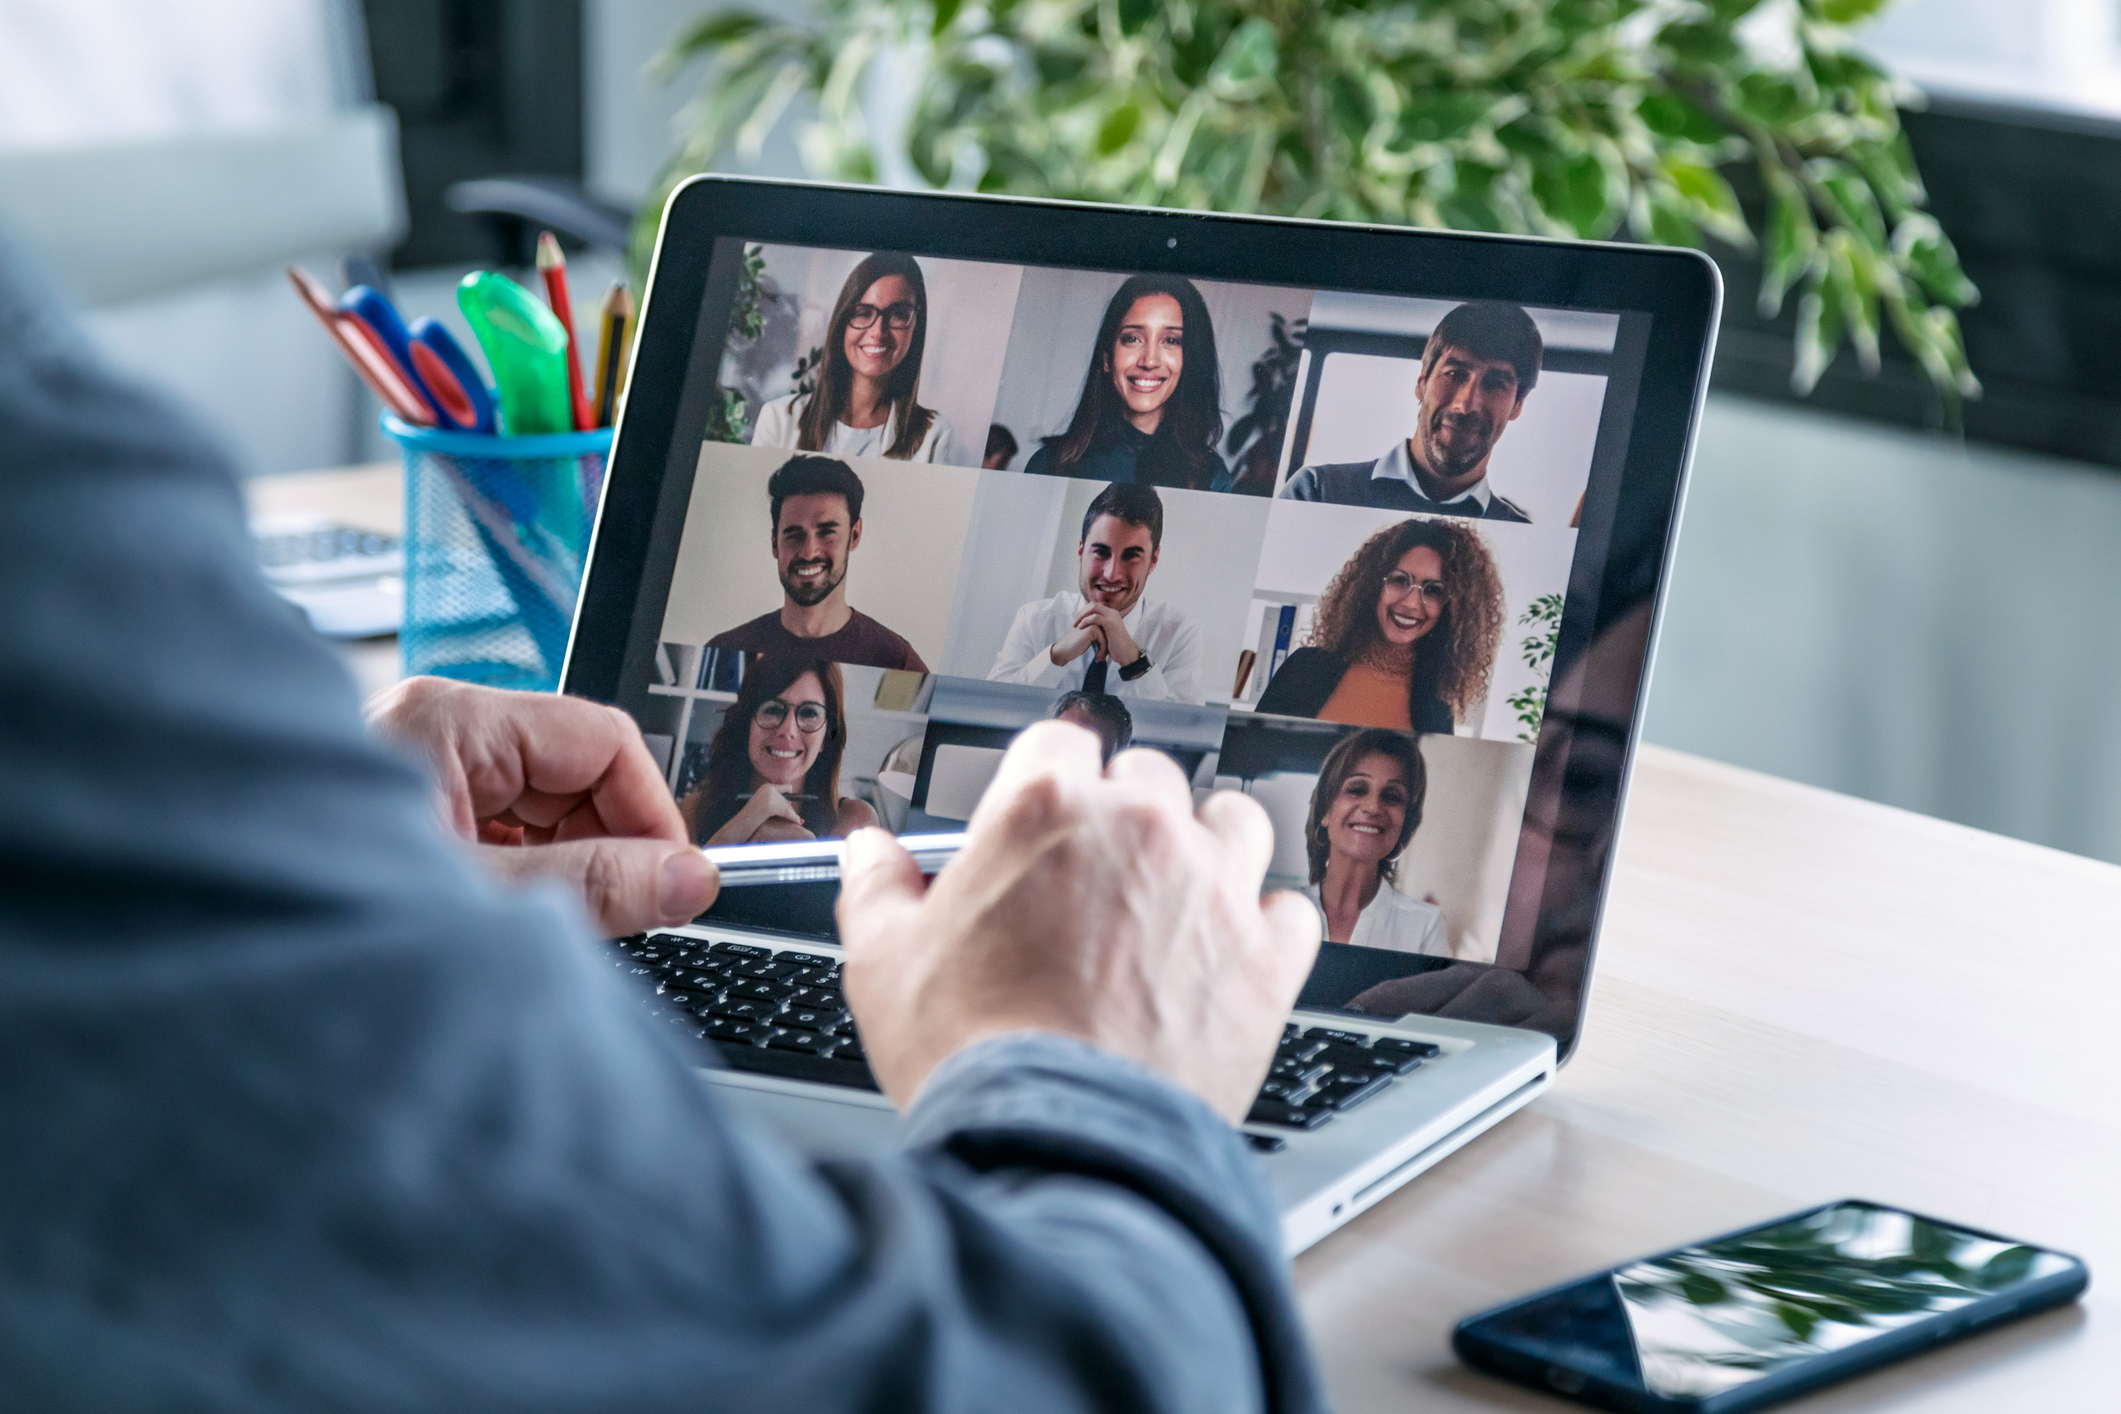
[730,978,797,1003]
[705,996,775,1022]
[828,1014,860,1037]
[666,970,726,995]
[1257,1075,1319,1103]
[1317,1074,1394,1111]
[765,1026,833,1056]
[1269,1057,1330,1084]
[1364,1052,1425,1077]
[710,941,772,960]
[787,966,837,987]
[1243,1132,1288,1154]
[1246,1097,1335,1130]
[734,959,803,980]
[793,987,845,1011]
[719,1041,878,1092]
[778,951,837,970]
[1305,1028,1373,1049]
[1371,1037,1441,1061]
[705,1016,765,1044]
[833,1036,864,1062]
[1277,1035,1329,1062]
[776,1005,840,1032]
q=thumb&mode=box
[478,839,720,936]
[834,827,926,957]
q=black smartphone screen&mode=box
[1455,1200,2087,1412]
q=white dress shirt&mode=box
[1301,881,1450,956]
[750,392,967,465]
[987,591,1205,705]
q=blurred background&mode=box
[2,0,2118,866]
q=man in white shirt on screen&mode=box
[987,483,1205,705]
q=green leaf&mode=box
[1894,214,1980,307]
[1663,158,1751,246]
[1759,182,1817,316]
[1096,101,1143,155]
[1658,21,1743,68]
[662,10,767,66]
[932,0,963,35]
[1826,231,1881,373]
[1735,72,1811,127]
[1812,159,1889,249]
[1814,0,1895,24]
[1793,272,1843,393]
[1637,89,1728,144]
[1639,184,1702,248]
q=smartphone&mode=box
[1453,1199,2088,1413]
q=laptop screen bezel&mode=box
[563,176,1721,1067]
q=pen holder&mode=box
[383,416,613,692]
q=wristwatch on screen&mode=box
[1118,652,1152,682]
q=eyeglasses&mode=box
[846,301,916,332]
[754,699,828,733]
[1381,570,1448,604]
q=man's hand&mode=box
[366,677,719,934]
[836,720,1319,1121]
[1047,619,1100,666]
[1072,603,1143,667]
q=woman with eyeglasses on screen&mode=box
[1024,274,1225,490]
[1254,518,1504,734]
[680,657,879,847]
[750,252,965,464]
[1300,728,1447,955]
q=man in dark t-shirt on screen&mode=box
[708,454,929,671]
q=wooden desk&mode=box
[1303,748,2119,1411]
[248,463,2118,1411]
[242,462,404,701]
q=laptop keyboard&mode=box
[612,932,1441,1146]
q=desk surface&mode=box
[252,464,2117,1411]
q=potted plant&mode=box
[643,0,1977,405]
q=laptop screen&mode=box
[580,191,1706,1049]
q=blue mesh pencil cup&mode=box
[382,416,612,691]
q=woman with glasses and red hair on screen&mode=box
[750,252,967,464]
[1256,517,1505,735]
[679,657,879,847]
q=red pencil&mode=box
[536,231,596,432]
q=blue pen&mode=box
[408,318,498,434]
[339,285,450,425]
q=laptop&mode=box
[561,178,1718,1254]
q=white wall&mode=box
[1644,394,2121,867]
[660,442,981,668]
[988,267,1313,474]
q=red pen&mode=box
[536,231,595,432]
[286,266,433,426]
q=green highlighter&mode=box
[457,272,574,436]
[457,271,586,551]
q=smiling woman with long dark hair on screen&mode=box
[751,252,965,463]
[1025,274,1224,490]
[1255,517,1505,733]
[679,657,878,847]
